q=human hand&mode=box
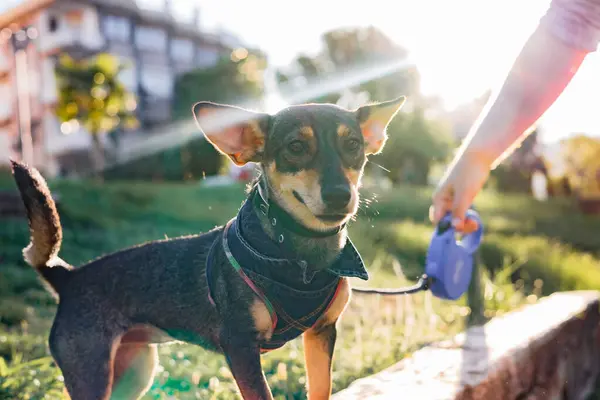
[429,151,492,233]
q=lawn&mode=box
[1,176,599,399]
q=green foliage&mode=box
[0,330,65,400]
[172,48,268,121]
[487,128,544,194]
[55,53,138,135]
[1,179,599,398]
[54,53,138,175]
[369,108,454,185]
[320,26,415,100]
[278,27,448,186]
[152,47,268,182]
[296,54,322,77]
[0,168,13,190]
[560,134,600,197]
[488,164,532,194]
[278,26,419,104]
[102,136,226,182]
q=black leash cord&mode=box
[351,274,431,296]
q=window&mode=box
[41,58,57,104]
[196,47,219,68]
[171,38,194,61]
[48,15,59,32]
[103,15,130,42]
[140,65,172,97]
[0,84,12,119]
[135,26,167,52]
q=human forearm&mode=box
[457,0,600,168]
[431,0,600,229]
[459,24,588,168]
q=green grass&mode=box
[1,178,599,399]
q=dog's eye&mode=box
[287,140,306,155]
[345,139,361,152]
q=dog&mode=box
[10,95,406,400]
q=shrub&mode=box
[102,137,226,182]
[368,108,453,186]
[0,167,14,190]
[489,164,532,194]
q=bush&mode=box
[103,137,226,182]
[369,108,453,185]
[103,47,267,183]
[172,52,267,121]
[489,164,532,194]
[0,167,14,190]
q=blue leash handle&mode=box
[424,210,484,300]
[352,210,484,299]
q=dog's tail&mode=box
[10,160,72,296]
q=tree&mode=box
[324,26,418,102]
[370,107,454,185]
[55,53,138,176]
[277,26,420,106]
[275,26,452,186]
[321,25,408,70]
[560,134,600,198]
[488,128,553,195]
[172,47,268,119]
[133,47,269,182]
[296,54,322,77]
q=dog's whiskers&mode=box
[367,160,391,173]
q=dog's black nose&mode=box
[322,185,352,210]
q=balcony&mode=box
[38,27,105,56]
[44,119,93,155]
[0,48,9,73]
[0,125,17,166]
[139,97,171,125]
[37,6,105,55]
[0,82,13,121]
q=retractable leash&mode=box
[353,210,484,301]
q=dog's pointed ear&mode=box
[354,96,406,155]
[193,102,270,166]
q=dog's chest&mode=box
[247,272,342,352]
[205,197,366,351]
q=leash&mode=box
[254,172,484,300]
[352,210,484,301]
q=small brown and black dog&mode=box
[11,95,405,400]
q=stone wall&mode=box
[333,291,600,400]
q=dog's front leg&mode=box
[220,328,273,400]
[303,322,337,400]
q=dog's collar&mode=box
[211,197,369,285]
[252,178,346,241]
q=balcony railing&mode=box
[0,49,9,73]
[0,83,13,121]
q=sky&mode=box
[0,0,26,14]
[197,0,600,144]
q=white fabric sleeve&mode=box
[540,0,600,51]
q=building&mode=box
[0,0,243,176]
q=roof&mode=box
[1,0,249,55]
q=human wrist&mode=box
[457,144,497,170]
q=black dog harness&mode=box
[206,188,369,353]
